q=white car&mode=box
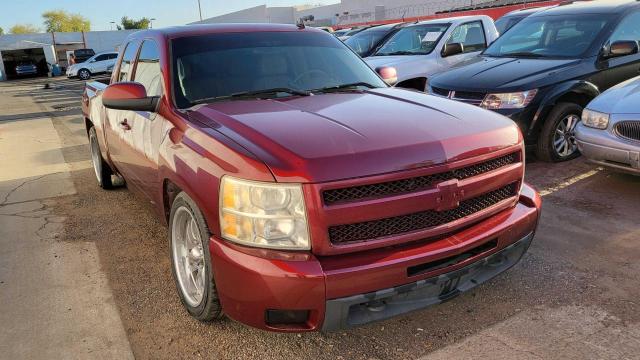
[365,16,499,91]
[67,52,118,80]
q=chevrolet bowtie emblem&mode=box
[435,179,464,212]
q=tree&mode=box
[42,10,90,32]
[0,27,4,36]
[118,16,151,30]
[10,24,40,34]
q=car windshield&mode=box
[495,16,525,34]
[334,29,350,37]
[345,27,393,56]
[484,14,610,58]
[375,23,449,56]
[172,31,387,108]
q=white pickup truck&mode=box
[365,15,499,91]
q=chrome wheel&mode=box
[553,114,579,158]
[171,206,206,307]
[79,69,90,80]
[89,130,102,183]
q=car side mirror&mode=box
[102,82,159,112]
[603,40,639,59]
[442,42,464,57]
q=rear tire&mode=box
[169,192,224,322]
[78,69,91,80]
[536,102,582,162]
[89,126,114,189]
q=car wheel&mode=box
[169,192,223,321]
[88,126,114,189]
[78,69,91,80]
[536,102,582,162]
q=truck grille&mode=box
[430,87,486,106]
[323,152,517,205]
[328,183,518,245]
[615,121,640,142]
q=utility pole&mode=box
[197,0,203,21]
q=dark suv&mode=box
[429,0,640,162]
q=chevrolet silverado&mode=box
[82,24,541,332]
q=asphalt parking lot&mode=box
[1,76,639,360]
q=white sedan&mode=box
[67,52,118,80]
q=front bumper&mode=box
[323,231,532,331]
[209,183,541,332]
[576,123,640,175]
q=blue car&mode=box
[15,62,38,77]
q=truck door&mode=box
[104,40,140,185]
[121,39,167,201]
[441,21,487,68]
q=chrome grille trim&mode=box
[615,121,640,142]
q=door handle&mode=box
[119,119,131,131]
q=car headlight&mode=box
[481,90,538,110]
[581,109,609,129]
[219,176,310,250]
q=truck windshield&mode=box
[374,23,449,56]
[171,31,387,108]
[484,14,610,58]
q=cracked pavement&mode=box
[0,77,134,359]
[1,76,639,360]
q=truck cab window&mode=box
[448,21,486,53]
[134,40,162,97]
[118,42,139,82]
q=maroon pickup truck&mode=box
[82,24,541,332]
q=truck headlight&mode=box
[481,90,537,110]
[220,176,310,250]
[581,109,609,129]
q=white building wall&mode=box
[0,30,135,53]
[194,0,500,27]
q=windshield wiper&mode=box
[498,51,548,58]
[376,51,419,56]
[313,82,379,93]
[191,87,311,105]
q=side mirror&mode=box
[102,82,159,112]
[376,66,398,86]
[603,40,639,59]
[442,42,464,57]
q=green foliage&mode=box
[42,10,91,32]
[10,24,40,34]
[119,16,151,30]
[0,27,4,36]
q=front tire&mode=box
[169,192,223,322]
[536,102,582,162]
[89,126,114,189]
[78,69,91,80]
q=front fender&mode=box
[531,80,600,133]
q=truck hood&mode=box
[365,55,435,80]
[430,56,583,92]
[188,88,521,183]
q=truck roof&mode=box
[411,15,492,26]
[127,23,321,41]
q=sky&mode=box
[0,0,340,32]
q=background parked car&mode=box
[67,51,119,80]
[365,15,499,91]
[429,0,640,162]
[338,26,375,41]
[577,76,640,175]
[73,48,96,63]
[333,28,351,38]
[344,23,407,58]
[494,6,552,34]
[15,62,38,77]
